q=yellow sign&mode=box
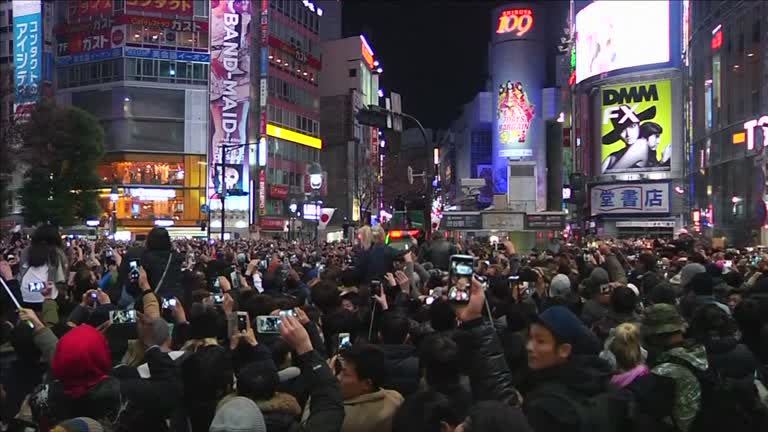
[352,198,360,222]
[266,124,322,149]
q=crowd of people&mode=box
[1,224,768,432]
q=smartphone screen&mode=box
[162,298,177,309]
[237,312,248,332]
[109,310,137,324]
[279,309,297,318]
[213,294,224,305]
[256,315,281,334]
[28,282,45,292]
[370,280,382,297]
[448,255,475,304]
[338,332,351,350]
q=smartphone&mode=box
[449,255,475,278]
[129,260,140,282]
[161,298,177,309]
[724,260,733,268]
[213,294,224,305]
[236,311,249,332]
[256,315,281,334]
[213,278,221,291]
[27,282,45,292]
[279,309,297,318]
[338,332,351,350]
[508,275,520,288]
[370,280,382,297]
[495,242,506,252]
[109,310,137,324]
[105,249,114,258]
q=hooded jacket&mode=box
[649,343,709,432]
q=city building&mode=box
[0,0,18,224]
[318,35,380,226]
[53,0,211,239]
[569,0,685,239]
[685,0,767,246]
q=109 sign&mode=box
[496,9,534,37]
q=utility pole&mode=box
[356,106,435,237]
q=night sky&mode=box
[343,1,568,130]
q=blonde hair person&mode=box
[606,323,650,388]
[357,225,373,251]
[371,225,387,245]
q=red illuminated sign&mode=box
[269,184,289,199]
[711,29,722,50]
[496,8,534,37]
[259,217,286,231]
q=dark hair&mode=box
[311,281,341,314]
[690,304,738,343]
[462,401,533,432]
[429,300,457,332]
[380,313,410,344]
[27,225,63,267]
[647,282,677,306]
[639,121,663,139]
[638,253,657,272]
[419,334,460,388]
[392,391,464,432]
[145,227,172,251]
[610,286,638,314]
[340,269,359,287]
[340,344,388,389]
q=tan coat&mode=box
[340,389,404,432]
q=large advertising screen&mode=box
[208,0,252,213]
[575,1,669,84]
[600,80,672,174]
[497,80,536,158]
[13,1,45,115]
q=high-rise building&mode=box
[0,0,18,223]
[319,35,380,225]
[54,0,211,239]
[207,0,324,238]
[685,0,767,245]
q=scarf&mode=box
[610,364,650,389]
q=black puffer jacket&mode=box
[521,355,615,432]
[460,319,520,406]
[419,239,457,271]
[380,344,420,397]
[705,337,765,381]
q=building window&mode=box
[348,68,357,77]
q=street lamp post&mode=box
[308,162,323,243]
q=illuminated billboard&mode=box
[13,1,43,113]
[575,1,669,84]
[208,0,252,213]
[600,80,672,174]
[497,81,535,157]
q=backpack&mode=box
[528,382,635,432]
[666,358,768,432]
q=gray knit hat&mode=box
[210,396,267,432]
[677,263,706,288]
[549,274,572,298]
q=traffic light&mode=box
[355,106,392,129]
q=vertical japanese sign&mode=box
[209,0,252,212]
[590,183,670,215]
[257,0,269,216]
[13,1,43,115]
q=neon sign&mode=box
[496,8,534,37]
[742,115,768,150]
[711,25,723,51]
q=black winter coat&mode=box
[380,344,420,397]
[461,319,520,406]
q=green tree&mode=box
[19,101,105,226]
[0,75,21,218]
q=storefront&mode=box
[96,152,207,236]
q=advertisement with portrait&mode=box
[208,0,252,210]
[600,80,672,174]
[126,0,193,16]
[490,3,545,205]
[575,1,671,84]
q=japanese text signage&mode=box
[58,30,111,56]
[524,213,566,230]
[67,0,112,22]
[600,80,673,174]
[442,213,483,230]
[590,183,670,215]
[126,0,192,16]
[496,8,534,37]
[13,1,43,111]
